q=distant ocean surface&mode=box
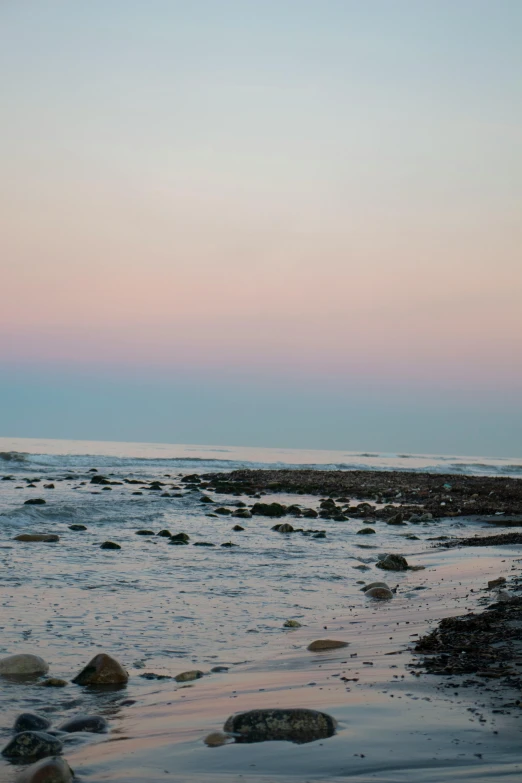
[0,436,521,476]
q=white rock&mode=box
[0,654,49,676]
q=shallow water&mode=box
[1,439,522,782]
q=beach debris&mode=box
[283,620,302,628]
[39,678,68,688]
[272,523,294,533]
[356,527,376,535]
[174,669,204,683]
[223,708,336,744]
[100,541,121,549]
[72,653,129,685]
[307,639,348,652]
[2,732,62,761]
[14,756,73,783]
[23,499,46,505]
[251,502,287,517]
[14,714,51,733]
[488,577,507,590]
[14,534,59,543]
[58,714,108,733]
[0,654,49,677]
[365,586,394,599]
[376,554,408,571]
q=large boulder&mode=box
[223,708,336,744]
[376,554,408,571]
[58,714,107,733]
[72,654,128,686]
[1,732,62,761]
[0,654,49,676]
[14,714,51,733]
[15,757,73,783]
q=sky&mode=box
[1,1,521,456]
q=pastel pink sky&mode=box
[1,2,521,400]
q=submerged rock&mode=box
[72,653,128,686]
[223,708,336,744]
[14,756,73,783]
[356,528,375,535]
[135,529,155,536]
[232,525,245,531]
[251,502,287,517]
[174,670,204,683]
[58,714,107,733]
[156,529,172,537]
[14,714,51,733]
[365,586,393,599]
[2,732,62,760]
[272,523,294,533]
[0,654,49,677]
[362,581,389,592]
[39,679,67,688]
[170,532,190,542]
[307,639,348,652]
[23,499,46,505]
[283,620,302,628]
[203,731,233,747]
[14,534,59,543]
[376,554,409,571]
[68,524,86,531]
[193,541,216,547]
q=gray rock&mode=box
[72,653,128,685]
[0,654,49,676]
[14,714,51,733]
[58,714,108,733]
[2,732,62,760]
[224,708,336,744]
[100,541,121,550]
[376,554,408,571]
[365,586,393,599]
[174,669,203,682]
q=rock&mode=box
[100,541,121,549]
[409,565,425,571]
[174,670,203,682]
[14,757,73,783]
[307,639,348,652]
[313,531,326,538]
[43,484,55,489]
[170,532,190,542]
[283,620,302,628]
[0,654,49,676]
[357,527,376,535]
[232,525,245,531]
[362,581,389,592]
[302,508,318,518]
[251,502,287,517]
[488,577,507,589]
[386,513,406,525]
[169,538,188,545]
[365,586,393,599]
[39,679,67,688]
[272,523,294,533]
[24,499,46,505]
[1,732,62,761]
[68,524,86,531]
[72,653,128,685]
[232,509,252,519]
[58,714,108,733]
[14,714,51,733]
[221,542,238,547]
[210,665,229,672]
[14,534,59,543]
[203,731,233,747]
[200,496,214,504]
[193,541,215,547]
[376,554,408,571]
[135,529,155,536]
[223,708,336,744]
[215,507,233,515]
[157,529,172,537]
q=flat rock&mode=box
[72,653,128,686]
[1,732,62,760]
[224,708,336,744]
[174,669,203,682]
[0,654,49,676]
[14,714,51,733]
[15,757,73,783]
[14,535,59,543]
[307,639,348,652]
[58,714,108,733]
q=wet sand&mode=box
[1,467,522,782]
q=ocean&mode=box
[1,437,521,782]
